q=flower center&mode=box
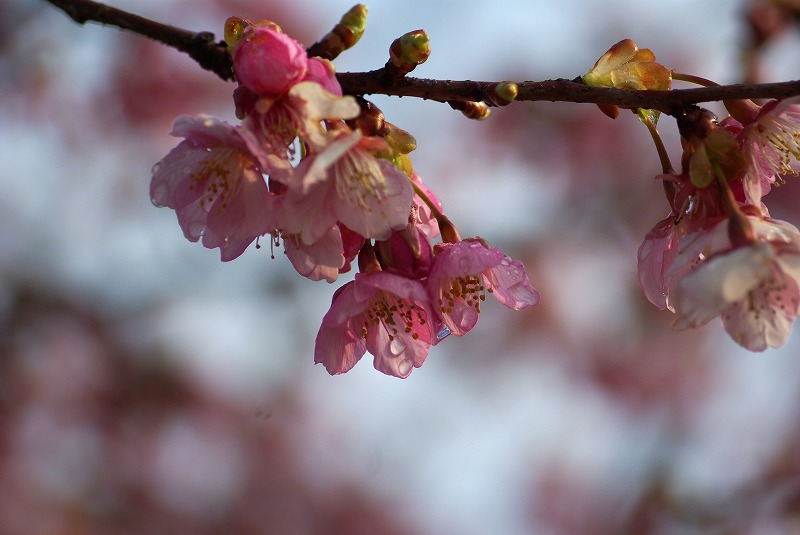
[335,150,387,209]
[752,113,800,176]
[188,147,241,212]
[360,292,426,343]
[438,274,488,314]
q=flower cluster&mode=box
[637,99,800,350]
[150,14,540,376]
[581,39,800,350]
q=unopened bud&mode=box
[225,18,284,52]
[348,98,386,136]
[448,100,491,120]
[438,215,461,244]
[386,30,430,77]
[224,17,252,51]
[340,4,368,44]
[357,242,382,273]
[583,38,671,91]
[307,4,368,60]
[583,38,671,119]
[485,82,518,107]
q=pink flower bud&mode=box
[233,25,308,96]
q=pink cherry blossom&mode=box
[283,226,346,283]
[242,82,360,177]
[150,115,277,261]
[740,98,800,182]
[314,272,434,378]
[426,238,541,338]
[281,131,414,245]
[672,217,800,351]
[232,25,308,96]
[637,215,681,311]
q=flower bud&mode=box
[583,39,672,91]
[357,242,382,273]
[348,98,386,136]
[583,39,671,119]
[224,17,252,51]
[232,25,308,96]
[438,215,461,244]
[338,4,368,47]
[307,4,368,60]
[448,100,491,120]
[386,30,430,77]
[484,82,518,107]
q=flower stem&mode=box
[637,109,674,174]
[672,72,719,87]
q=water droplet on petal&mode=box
[437,325,452,341]
[390,336,407,356]
[397,360,412,376]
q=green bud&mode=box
[224,17,251,52]
[306,4,368,60]
[338,4,368,48]
[485,82,518,107]
[386,30,430,77]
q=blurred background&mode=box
[3,0,800,533]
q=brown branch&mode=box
[336,73,800,114]
[44,0,800,113]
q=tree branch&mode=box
[44,0,800,113]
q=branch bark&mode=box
[45,0,800,113]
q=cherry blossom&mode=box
[281,130,414,245]
[426,239,540,338]
[672,217,800,350]
[283,226,346,283]
[314,271,434,378]
[241,82,361,177]
[150,115,277,261]
[739,98,800,183]
[637,215,682,311]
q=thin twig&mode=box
[44,0,800,112]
